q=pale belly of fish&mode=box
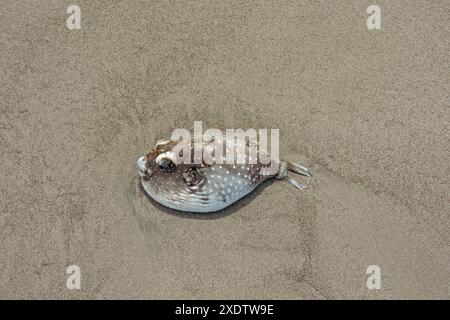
[142,164,264,212]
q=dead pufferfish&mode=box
[137,137,311,213]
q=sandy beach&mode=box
[0,0,448,299]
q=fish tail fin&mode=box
[285,160,311,177]
[277,160,311,190]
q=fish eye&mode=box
[159,158,175,173]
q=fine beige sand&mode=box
[0,1,448,299]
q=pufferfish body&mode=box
[137,137,310,213]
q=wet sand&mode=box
[0,1,448,298]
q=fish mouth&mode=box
[137,156,148,177]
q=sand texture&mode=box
[0,1,448,299]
